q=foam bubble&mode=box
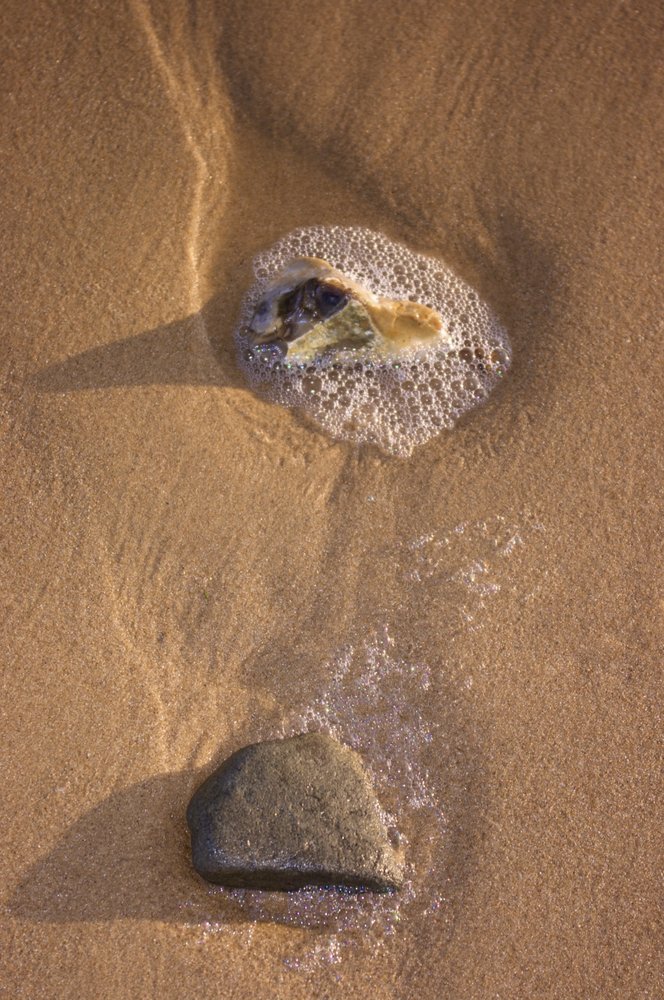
[235,226,511,456]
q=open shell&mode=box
[247,257,446,363]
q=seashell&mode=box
[247,257,445,363]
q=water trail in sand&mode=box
[131,0,229,310]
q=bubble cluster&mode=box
[235,226,511,456]
[401,514,546,634]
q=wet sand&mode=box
[2,1,662,997]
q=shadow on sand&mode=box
[29,296,245,395]
[10,716,487,934]
[9,768,257,926]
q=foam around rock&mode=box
[234,227,511,456]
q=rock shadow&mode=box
[10,769,253,926]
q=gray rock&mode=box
[186,732,404,893]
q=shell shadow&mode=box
[29,296,245,394]
[9,769,251,926]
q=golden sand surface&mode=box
[1,1,662,997]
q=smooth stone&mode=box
[186,732,404,893]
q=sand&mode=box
[1,1,662,997]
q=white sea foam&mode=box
[401,515,546,632]
[235,226,511,456]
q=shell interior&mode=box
[247,258,445,363]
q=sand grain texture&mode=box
[1,1,662,998]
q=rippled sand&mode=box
[2,2,662,998]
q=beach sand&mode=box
[2,1,662,997]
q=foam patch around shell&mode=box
[235,227,511,456]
